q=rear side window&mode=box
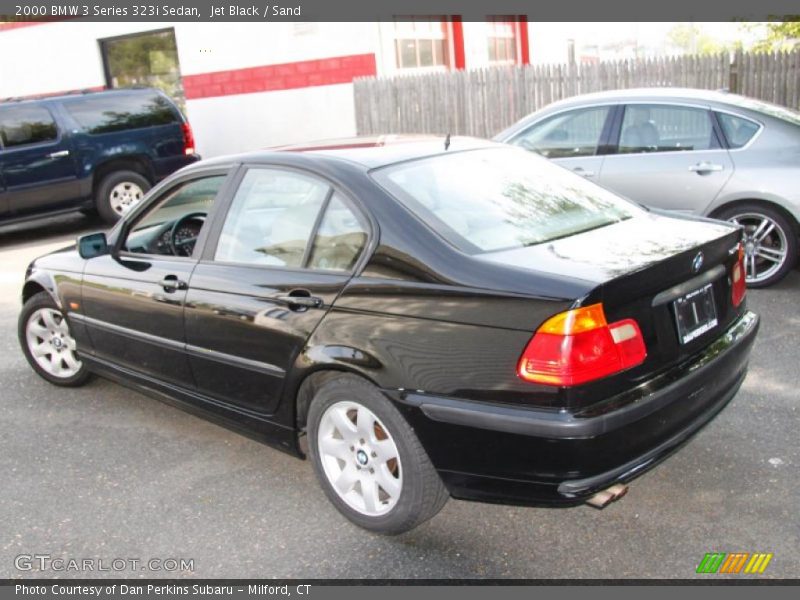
[619,104,715,153]
[510,106,611,158]
[308,194,368,271]
[373,147,639,254]
[214,169,330,268]
[62,93,178,134]
[716,112,760,149]
[0,105,58,148]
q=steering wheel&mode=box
[169,212,207,257]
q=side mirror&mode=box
[77,232,109,259]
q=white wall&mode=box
[186,83,358,157]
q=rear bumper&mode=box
[391,311,759,505]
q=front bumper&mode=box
[390,311,759,506]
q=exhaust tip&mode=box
[586,483,629,509]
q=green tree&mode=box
[752,20,800,51]
[667,24,729,55]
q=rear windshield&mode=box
[372,147,639,253]
[62,92,179,134]
[724,95,800,128]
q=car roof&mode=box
[198,135,501,170]
[542,87,738,108]
[0,87,162,106]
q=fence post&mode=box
[729,50,741,94]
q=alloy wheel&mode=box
[728,212,789,285]
[317,400,403,517]
[25,308,82,379]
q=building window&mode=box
[394,18,451,70]
[487,17,527,65]
[100,28,186,111]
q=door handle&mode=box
[572,167,595,178]
[276,290,323,310]
[47,150,70,159]
[688,162,724,173]
[160,275,188,293]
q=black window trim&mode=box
[0,102,62,152]
[199,163,377,277]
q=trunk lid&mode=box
[479,212,745,407]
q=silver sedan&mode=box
[495,88,800,287]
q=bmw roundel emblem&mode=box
[692,252,704,273]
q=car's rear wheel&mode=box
[96,170,151,223]
[716,203,798,288]
[307,375,448,534]
[18,292,91,387]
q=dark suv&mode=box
[0,88,199,225]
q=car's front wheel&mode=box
[716,203,798,288]
[307,375,448,534]
[18,292,92,387]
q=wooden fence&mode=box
[353,50,800,138]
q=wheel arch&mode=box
[708,198,800,239]
[22,277,60,308]
[92,155,155,194]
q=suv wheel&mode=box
[307,375,449,535]
[716,203,798,288]
[96,170,151,223]
[19,292,92,387]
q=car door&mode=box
[79,170,231,387]
[183,166,371,415]
[597,103,734,214]
[505,105,614,180]
[0,103,82,216]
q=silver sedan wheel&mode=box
[728,212,789,285]
[317,401,403,517]
[108,181,144,216]
[25,308,82,379]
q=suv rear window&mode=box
[373,147,639,254]
[63,92,178,134]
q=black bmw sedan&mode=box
[18,137,758,534]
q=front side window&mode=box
[510,106,611,158]
[394,18,450,70]
[63,93,178,134]
[373,147,639,254]
[716,112,760,149]
[123,175,226,256]
[0,105,58,148]
[619,104,716,154]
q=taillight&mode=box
[517,303,647,387]
[181,122,195,155]
[731,242,746,307]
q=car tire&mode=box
[18,292,92,387]
[95,170,151,224]
[307,374,449,535]
[715,203,798,288]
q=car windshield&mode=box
[372,147,640,253]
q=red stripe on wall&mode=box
[183,53,377,100]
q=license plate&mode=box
[673,283,718,344]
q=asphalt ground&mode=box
[1,213,797,580]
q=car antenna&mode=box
[444,133,451,151]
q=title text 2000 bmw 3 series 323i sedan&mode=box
[19,137,759,534]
